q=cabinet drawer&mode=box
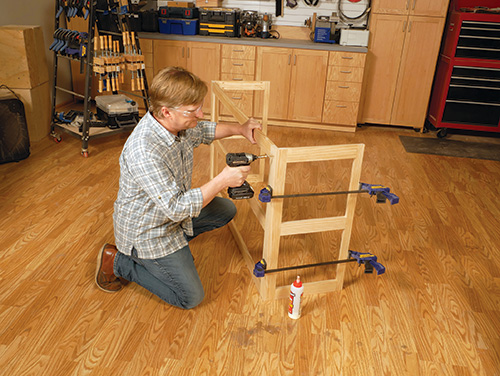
[221,45,256,60]
[322,100,359,125]
[329,52,366,68]
[221,73,255,82]
[219,90,253,117]
[221,59,255,75]
[327,66,364,83]
[325,81,362,102]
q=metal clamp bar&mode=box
[55,86,85,99]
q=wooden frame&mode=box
[210,81,365,300]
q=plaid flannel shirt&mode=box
[113,112,216,259]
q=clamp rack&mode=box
[49,0,149,157]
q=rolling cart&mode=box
[49,0,149,157]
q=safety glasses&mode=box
[172,103,203,118]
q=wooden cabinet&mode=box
[255,47,292,120]
[255,47,328,123]
[323,51,366,127]
[361,4,447,129]
[153,40,186,71]
[372,0,449,17]
[391,16,445,127]
[153,40,220,113]
[220,44,256,117]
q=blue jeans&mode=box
[113,197,236,309]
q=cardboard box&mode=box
[0,82,51,142]
[197,0,222,8]
[0,25,49,89]
[167,1,194,7]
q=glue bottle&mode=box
[288,275,304,319]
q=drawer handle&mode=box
[233,49,244,52]
[340,70,352,74]
[232,96,242,100]
[232,78,243,81]
[338,85,350,89]
[341,56,353,60]
[336,105,347,108]
[232,63,244,66]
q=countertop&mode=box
[138,32,368,53]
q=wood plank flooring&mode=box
[1,125,499,375]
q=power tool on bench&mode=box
[226,152,267,199]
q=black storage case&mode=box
[159,6,199,19]
[199,8,240,37]
[95,95,139,129]
[141,9,159,32]
[0,97,30,164]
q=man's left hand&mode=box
[240,118,262,144]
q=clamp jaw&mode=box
[348,251,386,275]
[258,186,273,203]
[253,259,267,277]
[359,183,399,205]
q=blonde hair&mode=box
[149,66,208,118]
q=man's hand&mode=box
[240,118,262,144]
[214,118,262,143]
[220,165,251,188]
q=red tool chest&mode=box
[427,0,500,136]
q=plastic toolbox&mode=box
[96,95,139,129]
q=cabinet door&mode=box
[255,46,293,120]
[153,40,187,75]
[411,0,449,17]
[372,0,449,16]
[288,49,328,122]
[186,42,221,113]
[391,16,445,128]
[361,14,407,124]
[372,0,410,15]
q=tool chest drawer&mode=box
[428,2,500,135]
[221,58,255,75]
[324,81,362,102]
[221,44,256,60]
[323,101,359,126]
[452,20,500,61]
[329,51,366,68]
[327,66,364,83]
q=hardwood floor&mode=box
[1,124,499,375]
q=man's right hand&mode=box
[221,165,251,188]
[200,166,251,208]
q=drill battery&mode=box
[199,8,240,37]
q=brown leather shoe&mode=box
[95,243,129,292]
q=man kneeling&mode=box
[95,66,261,309]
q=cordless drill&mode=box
[226,153,267,200]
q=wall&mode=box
[0,0,72,105]
[157,0,370,28]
